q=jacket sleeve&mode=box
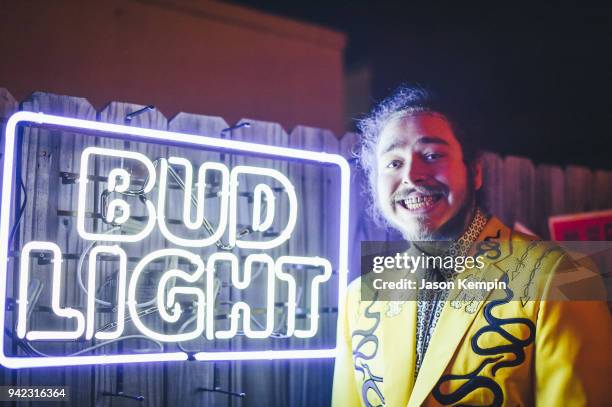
[535,255,612,406]
[332,284,361,407]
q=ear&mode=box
[471,158,483,191]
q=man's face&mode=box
[375,112,481,240]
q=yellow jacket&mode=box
[332,217,611,406]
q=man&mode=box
[332,85,611,406]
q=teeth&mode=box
[399,195,437,210]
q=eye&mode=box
[423,152,443,162]
[385,159,402,169]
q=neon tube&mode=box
[128,248,205,342]
[85,245,127,340]
[17,242,85,340]
[252,184,275,232]
[274,256,332,338]
[157,158,230,247]
[77,147,157,242]
[228,166,298,250]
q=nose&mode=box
[401,155,427,185]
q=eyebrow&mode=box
[381,136,449,155]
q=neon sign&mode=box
[0,111,350,368]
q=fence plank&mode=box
[338,132,395,282]
[592,170,612,210]
[502,156,536,233]
[165,112,229,407]
[481,152,505,223]
[0,88,18,390]
[339,132,361,283]
[287,126,336,407]
[0,88,18,120]
[565,165,594,213]
[96,102,168,407]
[229,118,290,407]
[534,164,566,238]
[0,88,18,196]
[18,92,96,407]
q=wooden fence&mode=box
[0,89,610,407]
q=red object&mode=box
[549,209,612,241]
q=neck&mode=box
[414,240,452,256]
[444,203,477,238]
[412,205,477,256]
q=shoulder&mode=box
[481,216,569,297]
[484,215,566,267]
[484,216,607,302]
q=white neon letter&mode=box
[207,253,276,339]
[128,249,205,342]
[275,256,332,338]
[157,158,230,247]
[85,245,127,340]
[77,147,156,242]
[228,166,298,249]
[104,168,131,224]
[107,168,131,193]
[252,184,275,232]
[17,241,85,340]
[205,252,238,340]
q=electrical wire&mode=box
[19,269,164,357]
[21,335,163,358]
[8,177,27,247]
[76,229,177,309]
[75,226,153,307]
[100,158,246,250]
[2,174,165,357]
[176,278,221,352]
[176,264,303,350]
[163,161,247,250]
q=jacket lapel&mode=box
[407,217,512,407]
[381,299,417,407]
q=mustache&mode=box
[391,185,447,201]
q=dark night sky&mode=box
[228,1,612,170]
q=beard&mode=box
[391,178,477,242]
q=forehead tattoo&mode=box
[380,136,450,156]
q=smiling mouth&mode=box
[396,194,443,211]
